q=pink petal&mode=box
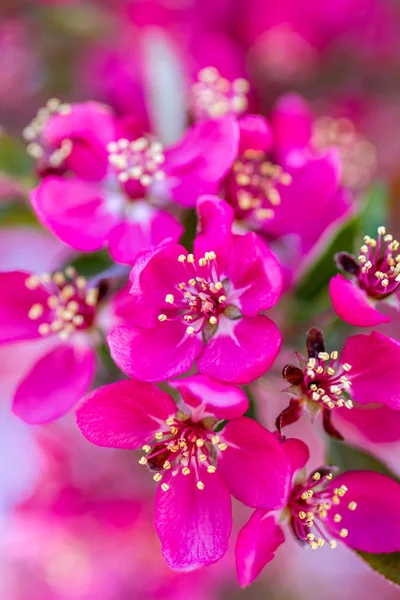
[0,227,70,273]
[31,176,116,252]
[108,322,203,382]
[197,315,282,384]
[76,379,176,449]
[217,417,290,508]
[227,233,283,316]
[326,471,400,553]
[0,271,51,344]
[194,195,234,269]
[13,343,95,424]
[281,438,310,478]
[271,93,313,158]
[169,374,248,420]
[108,205,183,265]
[341,331,400,409]
[329,275,390,327]
[238,114,273,154]
[236,510,285,587]
[333,404,400,443]
[154,468,232,570]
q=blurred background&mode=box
[1,1,400,598]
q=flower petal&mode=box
[0,271,51,344]
[154,468,232,570]
[329,275,390,327]
[31,176,116,252]
[169,374,248,420]
[281,437,310,478]
[326,471,400,553]
[333,404,400,444]
[194,195,234,269]
[238,114,273,154]
[76,379,176,449]
[236,510,285,587]
[342,331,400,409]
[108,322,203,382]
[108,205,183,265]
[13,343,95,424]
[197,315,282,384]
[227,232,283,315]
[217,417,290,509]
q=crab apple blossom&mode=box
[0,266,114,424]
[276,328,400,440]
[330,226,400,327]
[29,100,239,264]
[76,374,291,570]
[107,195,283,383]
[235,437,400,588]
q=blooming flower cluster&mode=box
[2,3,400,596]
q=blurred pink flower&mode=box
[236,437,400,587]
[77,375,291,570]
[107,196,283,383]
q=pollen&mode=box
[348,501,357,511]
[28,304,44,320]
[197,481,205,490]
[339,529,349,538]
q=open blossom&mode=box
[0,266,107,424]
[330,225,400,326]
[190,66,250,121]
[235,437,400,587]
[29,99,238,264]
[76,374,291,570]
[107,195,283,383]
[276,327,400,440]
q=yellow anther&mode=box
[199,454,207,461]
[218,296,226,303]
[313,472,321,481]
[197,481,205,490]
[317,538,325,547]
[299,511,307,519]
[186,326,195,335]
[165,294,174,304]
[340,529,348,538]
[187,254,195,263]
[211,435,220,444]
[319,510,327,518]
[198,258,207,267]
[330,540,338,549]
[326,473,333,480]
[75,276,87,289]
[209,316,217,325]
[153,473,162,482]
[377,226,386,236]
[38,323,50,336]
[310,542,318,550]
[334,514,342,523]
[345,400,353,409]
[318,352,330,361]
[28,304,44,320]
[64,266,76,278]
[178,254,186,262]
[215,282,223,291]
[142,445,151,453]
[332,496,340,505]
[161,483,169,492]
[163,461,171,470]
[155,432,164,440]
[327,367,335,376]
[307,533,315,541]
[139,457,147,465]
[170,426,178,435]
[158,314,167,322]
[25,275,40,289]
[348,501,357,511]
[182,467,191,476]
[342,363,352,372]
[330,351,339,360]
[196,439,205,448]
[207,466,216,473]
[218,443,228,451]
[52,272,65,285]
[58,331,70,341]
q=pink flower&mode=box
[277,327,400,440]
[107,195,283,383]
[329,226,399,326]
[235,437,400,587]
[76,374,291,570]
[190,66,250,121]
[30,101,238,264]
[0,266,106,424]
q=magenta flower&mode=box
[236,437,400,587]
[190,66,250,121]
[30,101,238,264]
[107,195,283,383]
[276,327,400,440]
[76,374,291,570]
[0,266,106,424]
[329,226,399,326]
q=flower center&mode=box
[312,116,376,189]
[25,267,98,341]
[231,150,292,220]
[138,412,227,491]
[304,352,353,410]
[158,251,228,336]
[357,226,400,298]
[107,137,166,187]
[190,66,249,120]
[23,98,73,169]
[289,469,357,549]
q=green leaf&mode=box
[326,438,399,481]
[355,551,400,588]
[0,133,34,177]
[359,182,388,235]
[67,250,113,277]
[0,203,39,227]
